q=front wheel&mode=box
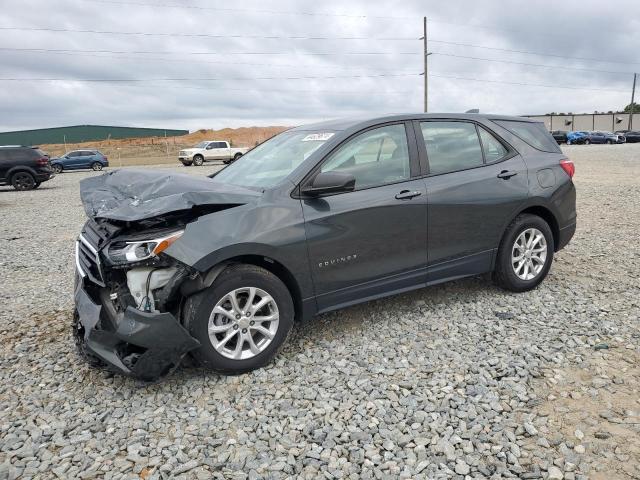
[184,264,294,374]
[584,139,591,145]
[181,160,193,166]
[493,214,554,292]
[91,162,103,171]
[193,155,204,166]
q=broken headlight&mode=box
[107,230,184,264]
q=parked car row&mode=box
[0,146,110,190]
[0,145,55,190]
[551,130,631,145]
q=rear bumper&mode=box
[74,274,199,381]
[35,171,55,182]
[557,221,576,251]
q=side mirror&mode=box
[302,171,356,197]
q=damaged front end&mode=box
[73,219,200,381]
[73,169,258,381]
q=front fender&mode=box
[164,194,314,299]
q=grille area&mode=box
[76,235,105,286]
[76,220,112,286]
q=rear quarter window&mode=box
[494,120,561,153]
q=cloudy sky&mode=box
[1,0,638,131]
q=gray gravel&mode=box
[1,146,639,479]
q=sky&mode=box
[0,0,638,131]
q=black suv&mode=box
[73,114,576,381]
[0,146,55,190]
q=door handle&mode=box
[395,190,422,200]
[497,170,518,179]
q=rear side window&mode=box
[420,121,484,175]
[495,120,560,153]
[478,127,508,163]
[215,142,227,148]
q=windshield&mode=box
[194,141,209,148]
[213,130,335,189]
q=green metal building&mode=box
[0,125,189,145]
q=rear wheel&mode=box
[11,171,36,190]
[493,214,554,292]
[233,153,243,161]
[91,162,103,171]
[193,155,204,166]
[606,139,613,144]
[184,264,294,374]
[52,164,63,174]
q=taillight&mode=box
[560,158,575,178]
[36,157,49,166]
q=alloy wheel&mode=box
[12,172,35,190]
[208,287,279,360]
[511,228,547,281]
[92,162,103,171]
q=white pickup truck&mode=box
[178,141,250,166]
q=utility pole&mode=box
[629,73,637,131]
[423,17,428,113]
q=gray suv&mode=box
[73,114,576,381]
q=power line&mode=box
[429,40,640,66]
[432,52,636,75]
[429,72,629,94]
[0,47,420,56]
[0,26,418,41]
[0,49,419,72]
[81,0,415,19]
[0,73,420,82]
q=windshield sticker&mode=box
[302,132,334,142]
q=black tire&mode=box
[52,164,63,174]
[584,139,591,145]
[493,214,554,292]
[91,162,103,171]
[11,171,36,190]
[193,155,204,166]
[233,152,243,161]
[181,160,193,167]
[33,182,41,189]
[184,264,294,374]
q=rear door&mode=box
[301,122,428,311]
[416,120,529,281]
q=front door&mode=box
[416,120,529,281]
[301,123,428,311]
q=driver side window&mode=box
[321,124,410,190]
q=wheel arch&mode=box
[7,166,37,181]
[513,205,560,251]
[186,254,306,322]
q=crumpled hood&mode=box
[80,168,260,221]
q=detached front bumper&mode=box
[74,274,200,381]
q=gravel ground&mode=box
[0,146,639,480]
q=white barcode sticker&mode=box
[301,132,334,142]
